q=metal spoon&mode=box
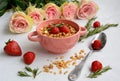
[68,32,107,81]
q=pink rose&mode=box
[26,5,45,24]
[77,1,98,19]
[9,11,33,33]
[44,3,61,20]
[61,2,78,20]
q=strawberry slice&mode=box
[4,39,22,56]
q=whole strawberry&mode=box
[49,27,60,34]
[59,26,70,33]
[91,60,103,72]
[23,51,35,65]
[92,40,102,50]
[4,39,22,56]
[93,21,101,28]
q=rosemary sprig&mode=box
[18,71,31,77]
[18,66,41,78]
[87,24,118,37]
[33,68,40,78]
[88,66,112,78]
[85,17,97,30]
[79,17,119,41]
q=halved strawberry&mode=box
[23,51,35,65]
[59,26,70,33]
[49,27,60,34]
[4,39,22,56]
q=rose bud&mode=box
[77,0,98,19]
[26,4,45,24]
[44,3,61,20]
[9,11,33,33]
[61,2,78,20]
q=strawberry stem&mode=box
[5,39,11,44]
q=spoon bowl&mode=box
[90,32,107,50]
[68,32,107,81]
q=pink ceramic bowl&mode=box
[28,19,87,54]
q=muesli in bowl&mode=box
[40,23,77,38]
[28,19,87,54]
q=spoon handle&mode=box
[68,50,93,81]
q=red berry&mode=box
[50,27,60,34]
[91,60,103,72]
[4,39,22,56]
[23,51,35,65]
[93,21,100,28]
[59,26,70,33]
[92,40,102,50]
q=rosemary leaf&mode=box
[88,66,112,78]
[25,66,33,72]
[18,71,31,77]
[32,68,40,78]
[97,66,112,74]
[85,17,97,30]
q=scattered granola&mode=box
[42,49,86,75]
